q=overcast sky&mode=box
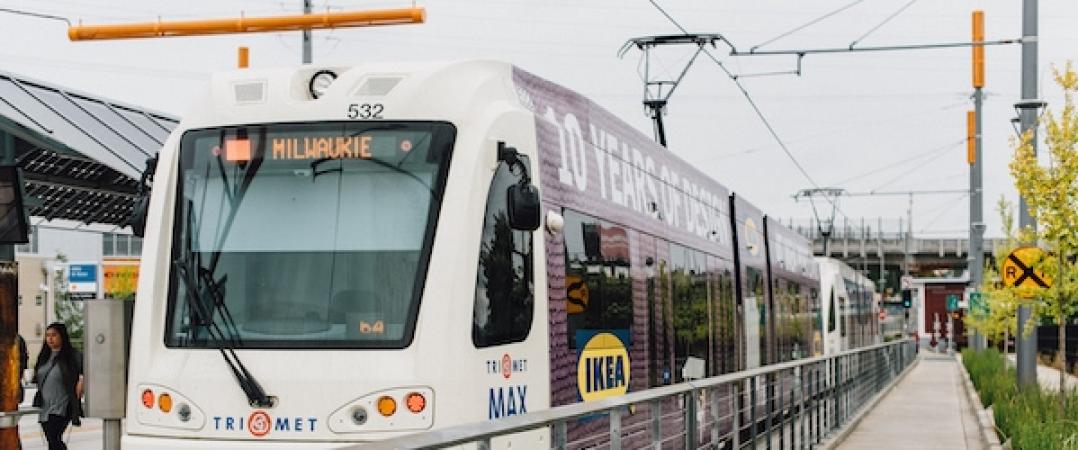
[1,0,1074,239]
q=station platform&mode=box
[834,354,984,450]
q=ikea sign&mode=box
[576,333,630,402]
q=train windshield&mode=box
[166,122,455,348]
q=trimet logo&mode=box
[212,411,318,437]
[248,411,272,437]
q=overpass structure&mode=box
[781,218,1003,292]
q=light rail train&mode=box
[123,60,879,448]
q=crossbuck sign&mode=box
[1001,247,1051,298]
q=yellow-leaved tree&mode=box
[1009,62,1078,410]
[964,198,1023,350]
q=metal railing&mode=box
[361,340,917,450]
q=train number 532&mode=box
[347,103,384,119]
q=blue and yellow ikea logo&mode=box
[577,333,630,402]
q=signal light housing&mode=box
[901,289,912,309]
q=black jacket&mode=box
[16,335,27,404]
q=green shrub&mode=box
[961,349,1078,449]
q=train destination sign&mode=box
[221,134,415,162]
[1001,247,1051,298]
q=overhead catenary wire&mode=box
[848,0,919,48]
[698,101,967,163]
[750,0,866,51]
[828,138,965,186]
[917,192,970,233]
[869,146,955,193]
[0,6,71,24]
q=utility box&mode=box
[84,299,134,419]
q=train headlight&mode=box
[177,403,192,422]
[135,384,206,430]
[309,70,337,99]
[328,387,433,433]
[351,406,368,425]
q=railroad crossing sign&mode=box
[1001,247,1052,298]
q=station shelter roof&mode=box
[0,69,178,228]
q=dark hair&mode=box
[34,322,76,372]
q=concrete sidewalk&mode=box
[836,355,984,450]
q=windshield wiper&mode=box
[174,257,274,407]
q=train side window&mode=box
[563,209,632,350]
[827,289,837,333]
[472,162,534,348]
[670,244,709,381]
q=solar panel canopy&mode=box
[0,69,178,228]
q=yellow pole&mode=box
[238,46,249,69]
[69,7,425,41]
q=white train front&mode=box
[124,60,876,448]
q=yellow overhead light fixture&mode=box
[69,7,425,41]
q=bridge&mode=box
[780,218,1004,289]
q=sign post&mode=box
[1002,247,1051,387]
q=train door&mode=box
[730,194,769,370]
[470,159,549,447]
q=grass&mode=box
[961,349,1078,449]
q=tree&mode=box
[51,253,85,351]
[1009,61,1078,411]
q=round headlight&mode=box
[351,406,368,425]
[177,403,192,422]
[309,69,337,99]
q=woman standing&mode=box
[32,323,83,450]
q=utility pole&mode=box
[969,10,986,352]
[1015,0,1039,388]
[904,193,913,277]
[302,0,312,64]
